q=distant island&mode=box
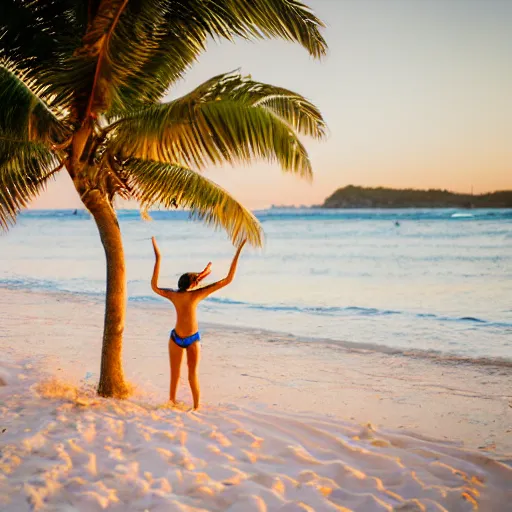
[321,186,512,208]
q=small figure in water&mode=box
[395,221,400,227]
[151,236,246,410]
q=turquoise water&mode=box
[1,208,511,362]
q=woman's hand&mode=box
[198,262,212,281]
[236,239,247,254]
[151,237,161,258]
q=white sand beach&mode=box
[1,288,511,511]
[2,0,512,509]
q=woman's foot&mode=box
[170,399,188,411]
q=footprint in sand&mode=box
[155,401,193,412]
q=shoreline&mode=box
[1,284,510,368]
[1,286,511,456]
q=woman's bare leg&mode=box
[186,343,201,409]
[168,339,184,403]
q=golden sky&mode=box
[32,0,512,210]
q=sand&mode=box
[1,287,511,510]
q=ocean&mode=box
[1,208,511,363]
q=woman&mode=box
[151,236,246,409]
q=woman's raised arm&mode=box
[151,237,175,300]
[194,240,246,299]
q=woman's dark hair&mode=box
[178,273,197,291]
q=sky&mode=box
[32,0,512,210]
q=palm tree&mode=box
[0,0,327,398]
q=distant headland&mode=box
[321,186,512,209]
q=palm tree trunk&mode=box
[83,189,130,398]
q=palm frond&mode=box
[76,0,130,117]
[0,0,85,106]
[195,0,327,57]
[0,134,60,229]
[110,0,327,112]
[110,72,325,178]
[0,1,86,65]
[110,4,207,114]
[188,71,327,138]
[68,0,176,119]
[1,0,326,121]
[124,158,263,246]
[0,65,70,145]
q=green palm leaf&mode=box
[106,0,200,115]
[1,1,326,122]
[0,0,85,111]
[0,65,70,145]
[204,0,327,57]
[187,71,327,139]
[109,72,324,178]
[0,135,60,228]
[124,158,263,246]
[111,0,327,113]
[73,0,165,118]
[0,0,86,72]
